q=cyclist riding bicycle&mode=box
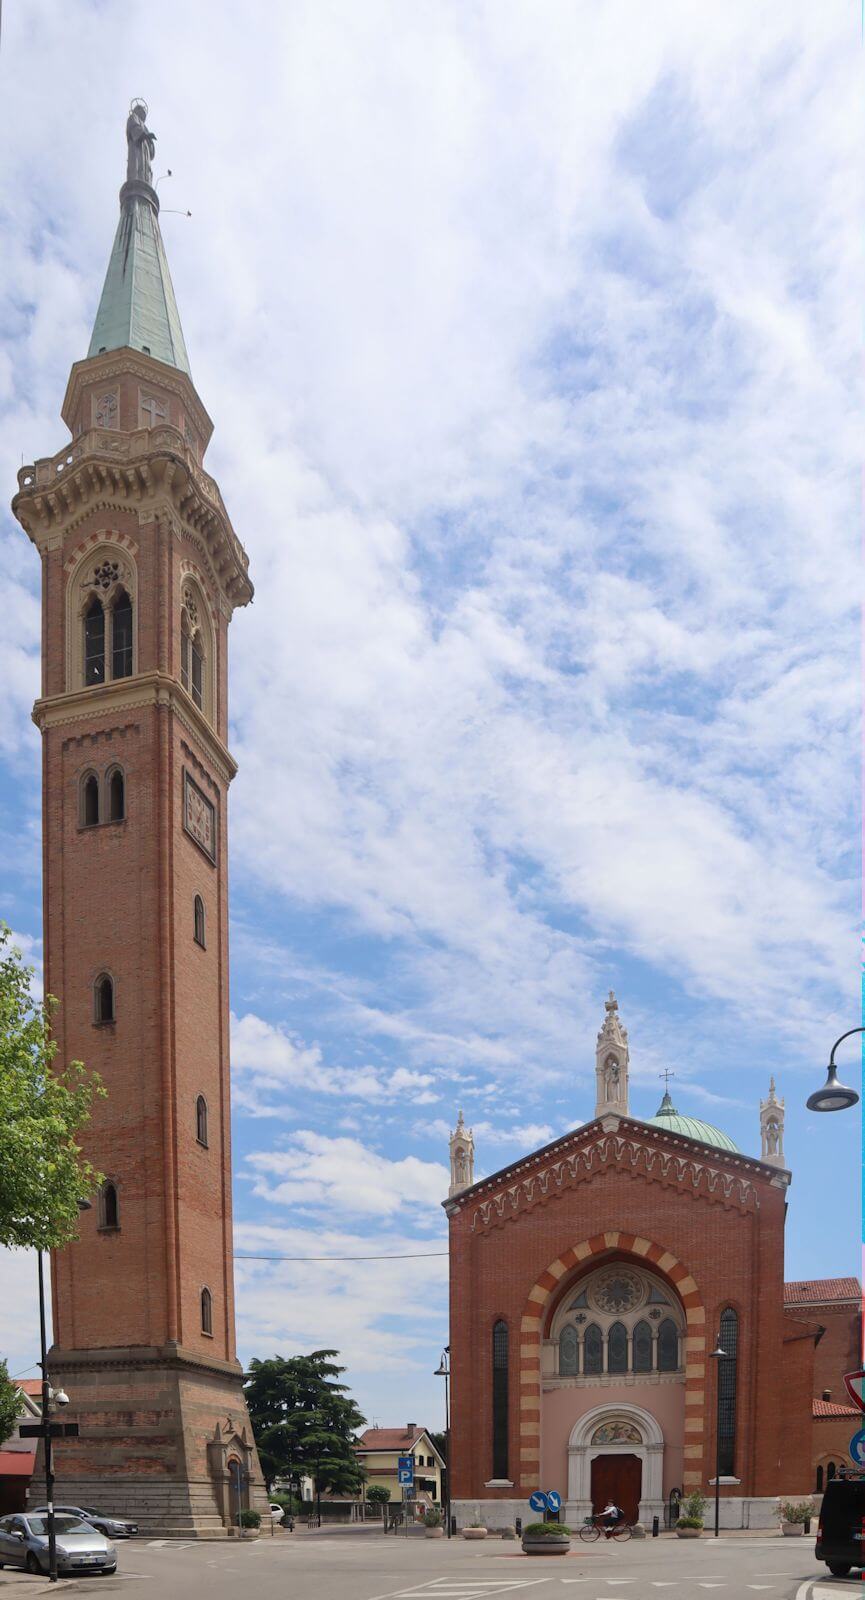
[597,1501,624,1533]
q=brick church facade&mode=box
[11,106,266,1534]
[446,995,861,1529]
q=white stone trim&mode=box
[566,1401,665,1526]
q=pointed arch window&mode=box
[633,1319,653,1373]
[81,772,100,827]
[111,589,133,679]
[608,1321,628,1374]
[193,894,206,948]
[815,1464,824,1493]
[84,596,106,685]
[492,1319,509,1480]
[94,973,115,1024]
[657,1317,679,1372]
[717,1307,739,1476]
[201,1287,213,1337]
[108,768,125,822]
[559,1324,579,1376]
[827,1461,837,1482]
[583,1323,603,1375]
[100,1181,119,1231]
[196,1094,209,1148]
[180,587,208,715]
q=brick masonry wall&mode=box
[448,1119,807,1505]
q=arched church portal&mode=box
[567,1403,665,1522]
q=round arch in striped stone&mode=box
[519,1230,707,1492]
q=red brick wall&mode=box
[448,1127,807,1502]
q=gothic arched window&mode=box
[196,1094,209,1148]
[827,1461,837,1482]
[815,1464,824,1493]
[108,767,125,822]
[84,595,106,685]
[94,973,115,1024]
[100,1181,119,1230]
[111,589,133,678]
[717,1307,739,1476]
[559,1324,578,1376]
[193,894,206,948]
[81,772,100,827]
[583,1323,603,1375]
[608,1321,628,1373]
[180,586,209,715]
[201,1287,213,1336]
[633,1319,653,1373]
[492,1320,509,1480]
[657,1317,678,1371]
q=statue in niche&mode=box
[126,100,157,186]
[454,1145,468,1185]
[766,1121,780,1156]
[604,1056,620,1098]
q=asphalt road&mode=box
[0,1527,852,1600]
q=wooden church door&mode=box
[590,1453,642,1522]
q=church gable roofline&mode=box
[443,1110,788,1219]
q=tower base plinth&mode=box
[35,1343,267,1537]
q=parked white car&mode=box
[269,1503,285,1523]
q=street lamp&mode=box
[434,1348,450,1539]
[806,1027,862,1112]
[39,1198,91,1584]
[709,1339,728,1539]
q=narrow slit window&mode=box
[191,633,204,709]
[108,769,125,822]
[633,1319,653,1373]
[559,1324,578,1376]
[84,596,106,685]
[181,614,191,693]
[492,1319,509,1480]
[583,1323,603,1375]
[201,1287,213,1336]
[112,590,133,679]
[82,773,100,827]
[717,1307,739,1477]
[193,894,206,947]
[101,1181,119,1230]
[95,973,115,1024]
[196,1094,208,1147]
[607,1320,628,1374]
[657,1317,679,1372]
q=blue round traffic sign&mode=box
[528,1491,549,1513]
[849,1427,865,1466]
[546,1491,562,1513]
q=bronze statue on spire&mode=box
[126,99,156,186]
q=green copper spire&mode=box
[87,101,191,376]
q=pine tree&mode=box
[244,1350,366,1496]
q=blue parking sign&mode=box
[398,1455,414,1486]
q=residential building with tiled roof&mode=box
[355,1425,444,1508]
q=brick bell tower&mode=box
[11,102,266,1535]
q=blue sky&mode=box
[0,0,861,1431]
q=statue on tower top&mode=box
[760,1076,786,1168]
[126,99,156,187]
[595,989,630,1120]
[449,1110,475,1197]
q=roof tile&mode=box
[784,1277,861,1305]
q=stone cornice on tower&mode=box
[13,404,252,611]
[30,671,238,784]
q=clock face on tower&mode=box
[183,771,216,862]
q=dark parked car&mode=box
[0,1512,117,1575]
[31,1501,138,1538]
[815,1474,865,1578]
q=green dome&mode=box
[647,1092,739,1153]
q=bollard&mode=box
[515,1516,522,1537]
[652,1515,659,1537]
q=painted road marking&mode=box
[379,1582,554,1600]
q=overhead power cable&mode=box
[234,1249,448,1262]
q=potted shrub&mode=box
[676,1490,708,1539]
[521,1520,571,1555]
[462,1522,488,1540]
[778,1499,813,1537]
[424,1507,445,1539]
[238,1509,262,1539]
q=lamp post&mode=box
[39,1198,91,1584]
[806,1027,862,1112]
[709,1339,728,1539]
[434,1348,450,1539]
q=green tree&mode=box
[244,1351,366,1496]
[0,1360,22,1447]
[0,926,104,1249]
[365,1484,390,1507]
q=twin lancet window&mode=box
[81,767,125,828]
[83,561,133,686]
[180,587,206,711]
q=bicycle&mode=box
[579,1516,633,1542]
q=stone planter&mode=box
[462,1527,487,1540]
[521,1536,571,1556]
[676,1527,702,1539]
[239,1529,260,1540]
[425,1527,445,1538]
[781,1522,804,1537]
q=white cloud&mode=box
[231,1012,439,1109]
[245,1132,450,1219]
